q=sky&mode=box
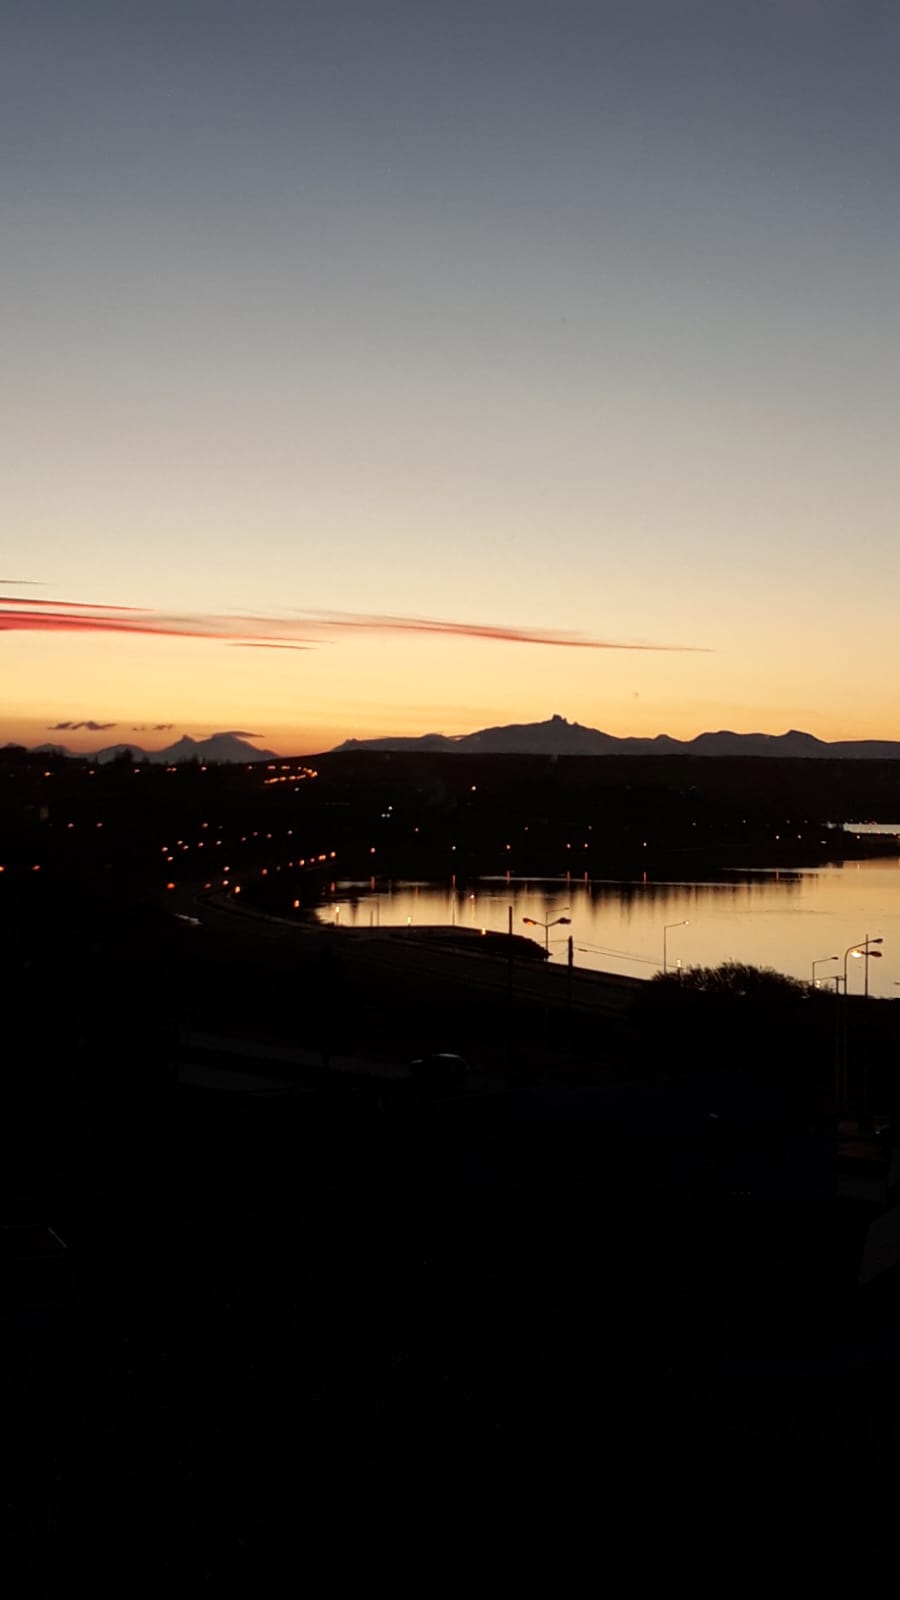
[2,0,898,754]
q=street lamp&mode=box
[812,954,839,987]
[843,936,884,997]
[522,913,572,956]
[663,920,689,974]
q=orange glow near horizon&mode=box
[4,618,900,756]
[4,583,900,755]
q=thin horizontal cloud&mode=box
[0,595,709,653]
[48,719,116,731]
[300,610,707,651]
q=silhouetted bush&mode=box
[651,961,809,998]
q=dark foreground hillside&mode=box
[5,883,900,1574]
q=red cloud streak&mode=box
[0,598,707,653]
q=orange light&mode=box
[293,899,300,909]
[166,881,175,890]
[233,885,240,894]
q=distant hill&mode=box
[25,732,276,764]
[334,714,900,759]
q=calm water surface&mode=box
[320,858,900,998]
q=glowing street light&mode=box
[663,920,689,974]
[811,954,839,987]
[522,913,572,956]
[843,936,883,997]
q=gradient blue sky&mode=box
[3,0,898,752]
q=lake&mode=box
[318,856,900,998]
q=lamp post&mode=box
[843,936,883,996]
[812,954,839,988]
[522,913,571,956]
[862,943,883,999]
[663,920,689,975]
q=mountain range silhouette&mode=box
[27,732,276,764]
[17,715,900,763]
[334,714,900,759]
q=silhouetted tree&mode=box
[652,961,808,998]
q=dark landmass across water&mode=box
[4,744,900,909]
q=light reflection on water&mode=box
[318,858,900,997]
